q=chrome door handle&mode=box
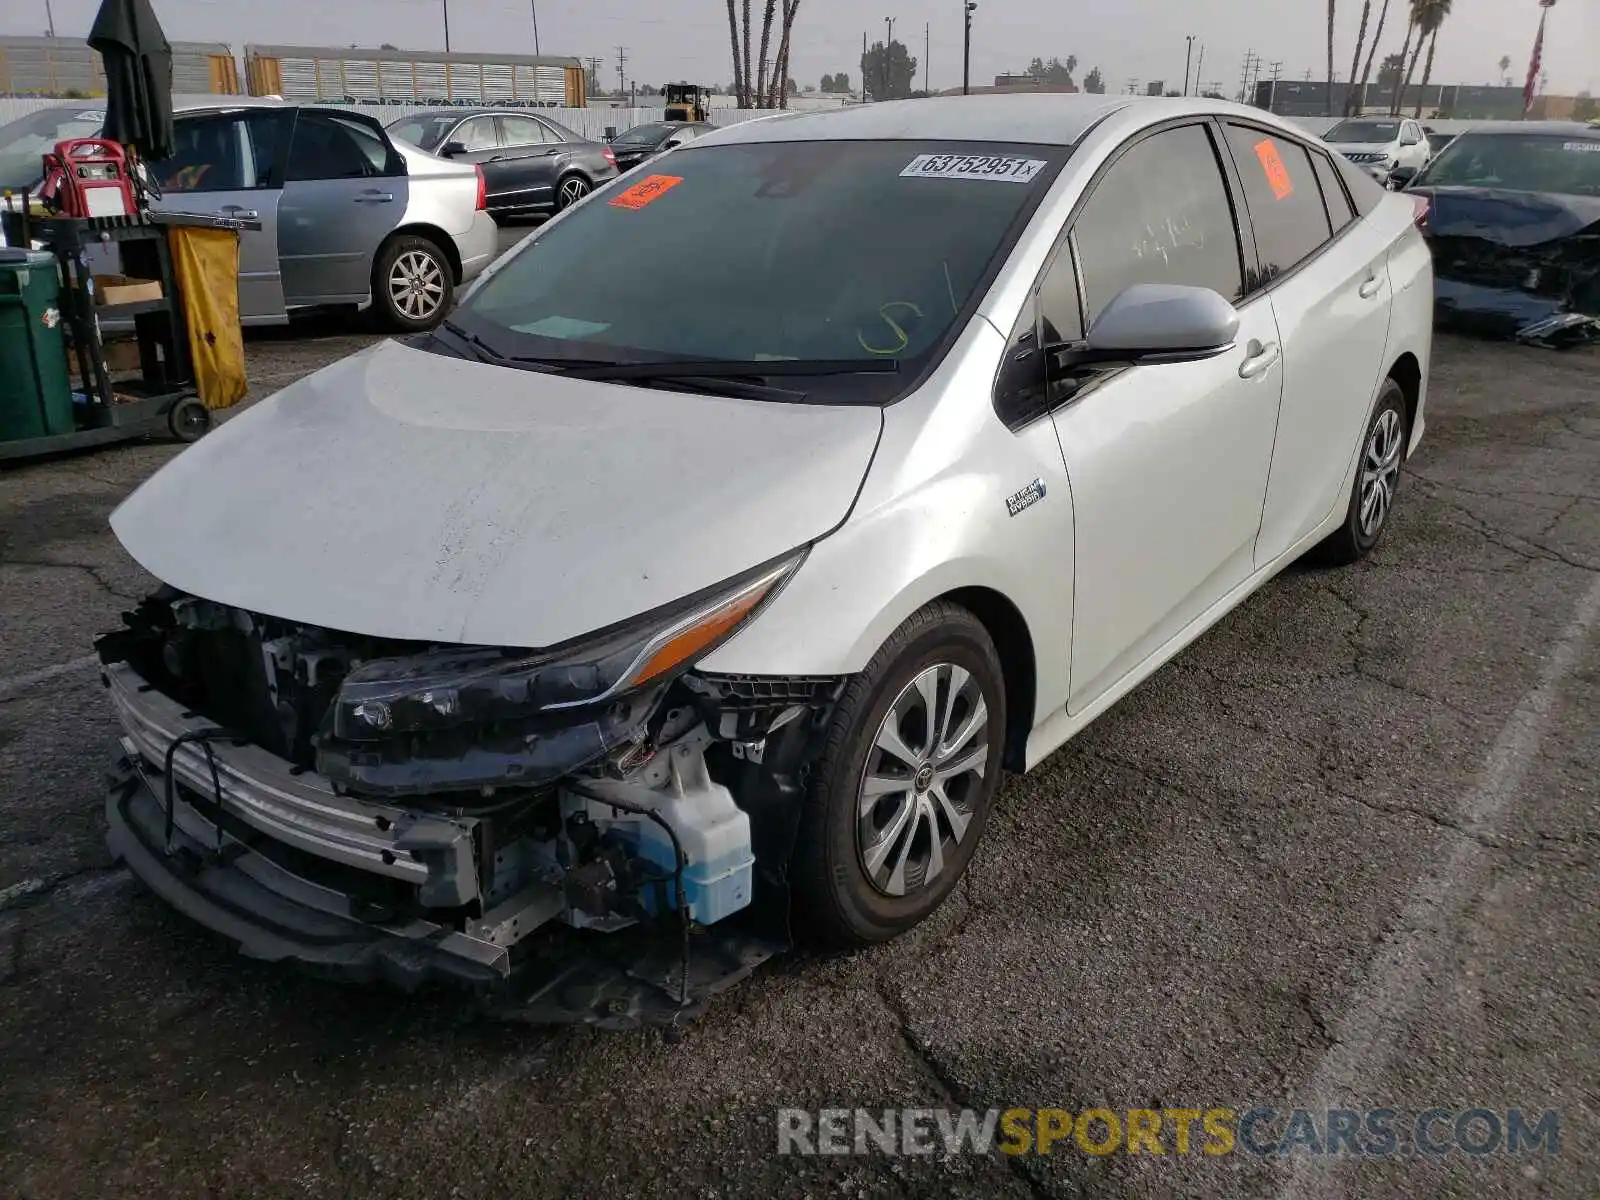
[1359,274,1383,299]
[217,206,258,219]
[354,192,395,203]
[1238,339,1281,380]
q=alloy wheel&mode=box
[1359,408,1404,538]
[857,662,990,897]
[388,249,447,323]
[558,176,590,208]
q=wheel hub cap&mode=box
[1359,408,1403,539]
[856,662,991,898]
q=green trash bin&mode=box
[0,248,76,443]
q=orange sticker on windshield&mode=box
[1254,139,1294,200]
[609,174,684,210]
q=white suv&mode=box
[1323,117,1431,186]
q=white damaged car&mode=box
[99,95,1432,1025]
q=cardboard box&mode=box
[93,274,163,306]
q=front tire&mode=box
[373,235,452,332]
[1314,377,1408,565]
[790,601,1006,949]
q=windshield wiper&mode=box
[439,319,506,364]
[553,358,901,381]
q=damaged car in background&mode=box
[96,94,1433,1028]
[1400,121,1600,348]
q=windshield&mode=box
[0,107,105,190]
[455,139,1065,401]
[385,114,459,151]
[1417,133,1600,196]
[612,123,673,148]
[1326,120,1399,144]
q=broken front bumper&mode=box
[102,660,560,988]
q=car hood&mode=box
[110,339,884,647]
[1414,185,1600,247]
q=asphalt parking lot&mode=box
[0,247,1596,1197]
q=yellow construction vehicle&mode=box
[664,82,709,122]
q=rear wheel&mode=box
[373,235,451,332]
[1314,377,1408,565]
[556,174,591,211]
[790,602,1006,949]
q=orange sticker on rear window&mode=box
[608,174,684,210]
[1253,139,1294,200]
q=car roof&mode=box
[706,94,1136,146]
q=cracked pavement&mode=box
[0,325,1595,1199]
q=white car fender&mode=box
[699,317,1076,731]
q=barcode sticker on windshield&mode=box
[1562,141,1600,153]
[900,154,1046,182]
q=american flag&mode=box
[1523,0,1556,115]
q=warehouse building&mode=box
[244,45,587,106]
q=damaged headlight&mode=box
[328,553,803,741]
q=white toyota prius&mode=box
[98,95,1432,1021]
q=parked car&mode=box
[1323,116,1431,185]
[607,120,717,173]
[0,102,497,331]
[385,108,619,219]
[1402,121,1600,345]
[98,95,1432,1017]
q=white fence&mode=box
[0,94,1546,144]
[0,95,777,140]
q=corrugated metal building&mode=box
[1252,79,1573,121]
[0,35,238,96]
[244,46,586,107]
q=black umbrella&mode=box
[88,0,175,162]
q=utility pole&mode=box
[442,0,451,52]
[1183,35,1195,96]
[884,16,896,99]
[863,31,869,100]
[43,0,55,37]
[530,1,541,55]
[1268,59,1283,112]
[962,1,976,95]
[1237,50,1259,105]
[587,55,603,97]
[925,22,930,95]
[616,45,628,95]
[1193,44,1204,95]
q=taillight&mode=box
[474,165,487,211]
[1408,193,1430,231]
[603,146,617,169]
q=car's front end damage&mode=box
[1415,184,1600,349]
[97,577,844,1027]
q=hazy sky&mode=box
[7,0,1597,97]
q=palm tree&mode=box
[755,0,777,105]
[1413,12,1448,117]
[1345,0,1373,114]
[1354,0,1392,113]
[1387,4,1418,115]
[1395,0,1450,116]
[742,0,753,105]
[725,0,745,107]
[1326,0,1338,114]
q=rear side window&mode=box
[1223,124,1333,287]
[1309,149,1356,231]
[1072,122,1244,325]
[454,116,499,152]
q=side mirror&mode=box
[663,139,684,150]
[439,140,467,158]
[1387,165,1418,189]
[1084,284,1239,362]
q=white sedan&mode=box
[98,95,1431,1012]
